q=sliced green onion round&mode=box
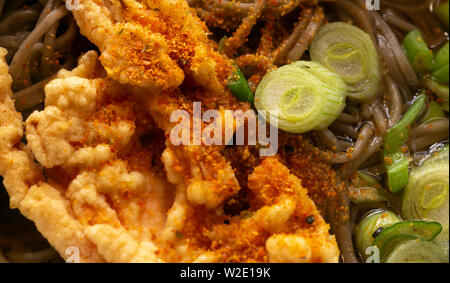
[349,186,390,204]
[350,171,390,203]
[384,94,426,193]
[356,210,401,260]
[310,22,381,102]
[424,77,449,112]
[384,240,447,263]
[435,0,449,30]
[421,100,446,124]
[255,61,347,134]
[432,64,449,84]
[402,30,434,74]
[434,42,449,72]
[432,42,448,84]
[384,94,427,156]
[373,221,443,262]
[385,151,410,194]
[356,171,383,189]
[402,146,449,257]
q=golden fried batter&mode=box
[1,49,103,262]
[73,0,251,216]
[1,50,339,262]
[72,0,232,94]
[172,156,339,263]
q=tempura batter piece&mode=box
[73,0,246,214]
[0,48,104,262]
[162,156,340,263]
[248,157,339,263]
[1,50,339,262]
[2,51,171,262]
[0,48,43,207]
[24,52,174,263]
[142,89,241,211]
[72,0,232,94]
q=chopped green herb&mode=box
[141,44,149,53]
[227,66,254,103]
[240,211,253,219]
